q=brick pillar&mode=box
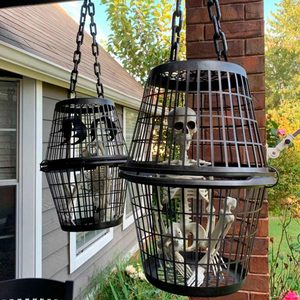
[186,1,269,299]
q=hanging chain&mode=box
[170,0,183,61]
[87,0,104,98]
[207,0,228,61]
[69,0,104,98]
[69,0,88,98]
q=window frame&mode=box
[69,228,113,273]
[0,76,42,278]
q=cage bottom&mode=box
[143,253,245,297]
[59,216,123,232]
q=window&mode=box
[122,107,139,229]
[0,81,18,180]
[0,76,42,278]
[0,80,18,280]
[69,228,113,273]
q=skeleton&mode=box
[82,142,113,221]
[64,136,113,224]
[155,107,236,287]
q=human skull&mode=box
[168,107,197,151]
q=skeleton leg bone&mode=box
[188,196,237,286]
[201,197,236,263]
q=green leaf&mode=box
[101,1,186,84]
[109,282,120,300]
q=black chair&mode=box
[0,278,73,300]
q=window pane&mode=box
[124,108,139,217]
[76,229,108,254]
[0,186,16,280]
[125,108,138,149]
[0,81,17,128]
[125,183,138,218]
[0,132,17,180]
[0,81,18,180]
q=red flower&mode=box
[283,291,299,300]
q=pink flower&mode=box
[277,128,286,136]
[283,291,299,300]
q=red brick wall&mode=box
[186,1,269,299]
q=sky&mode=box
[264,0,281,20]
[60,0,282,42]
[60,2,109,41]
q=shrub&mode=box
[269,200,300,299]
[266,104,300,214]
[83,254,188,300]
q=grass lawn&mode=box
[269,215,300,298]
[269,216,300,254]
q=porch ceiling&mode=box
[0,0,78,9]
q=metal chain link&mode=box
[207,0,228,61]
[170,0,183,61]
[69,0,88,98]
[69,0,104,98]
[87,0,104,98]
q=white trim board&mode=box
[17,77,42,277]
[0,41,142,110]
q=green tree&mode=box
[266,0,300,109]
[100,0,186,84]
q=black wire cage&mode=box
[120,0,278,296]
[41,98,127,231]
[120,60,277,296]
[40,0,128,232]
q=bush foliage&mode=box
[83,255,187,300]
[269,200,300,299]
[266,101,300,213]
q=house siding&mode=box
[42,82,137,299]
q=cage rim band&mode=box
[145,273,245,298]
[119,170,277,188]
[149,59,247,78]
[54,97,115,111]
[121,163,276,177]
[40,156,127,172]
[59,217,123,232]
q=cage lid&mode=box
[121,59,277,188]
